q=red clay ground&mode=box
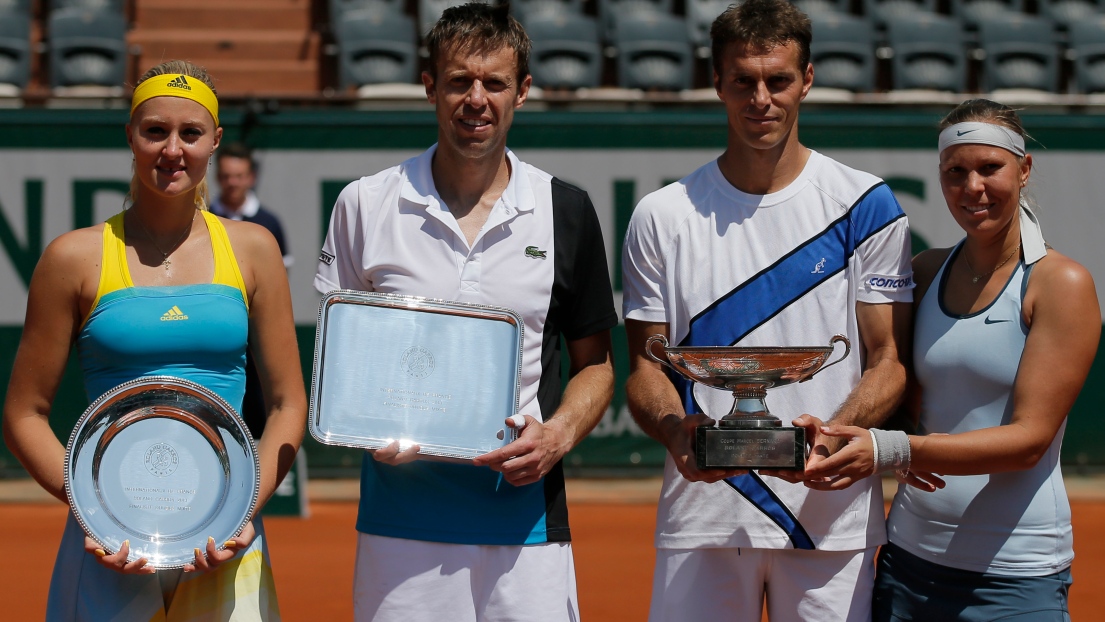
[3,499,1103,620]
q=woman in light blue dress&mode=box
[798,99,1100,621]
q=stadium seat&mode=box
[600,0,674,42]
[614,11,693,90]
[1070,16,1105,92]
[49,0,125,12]
[0,11,31,90]
[526,12,602,89]
[331,0,405,22]
[948,0,1022,30]
[48,8,128,88]
[810,13,875,92]
[792,0,850,16]
[686,0,731,49]
[863,0,937,27]
[337,9,419,88]
[977,13,1060,92]
[0,0,31,13]
[887,13,967,92]
[1039,0,1103,30]
[420,0,493,36]
[513,0,584,22]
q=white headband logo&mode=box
[938,122,1026,157]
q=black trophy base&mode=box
[695,425,806,470]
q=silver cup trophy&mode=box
[646,335,850,470]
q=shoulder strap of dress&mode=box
[83,211,133,325]
[202,210,250,310]
[1020,260,1035,302]
[929,238,964,300]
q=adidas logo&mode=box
[160,306,189,321]
[166,75,192,91]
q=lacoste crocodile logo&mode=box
[524,246,547,259]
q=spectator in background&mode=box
[213,142,292,439]
[212,142,292,269]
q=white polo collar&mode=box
[211,190,261,220]
[399,144,535,217]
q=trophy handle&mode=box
[802,334,851,381]
[644,334,678,372]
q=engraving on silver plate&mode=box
[400,346,435,379]
[143,442,179,477]
[379,387,453,414]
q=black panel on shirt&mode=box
[537,178,619,542]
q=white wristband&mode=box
[870,428,911,473]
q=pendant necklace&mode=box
[133,208,197,270]
[964,242,1021,283]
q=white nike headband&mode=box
[938,122,1026,157]
[937,120,1046,264]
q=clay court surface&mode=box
[3,477,1104,621]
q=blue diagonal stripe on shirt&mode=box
[674,183,904,550]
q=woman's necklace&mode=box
[132,208,197,270]
[963,242,1021,283]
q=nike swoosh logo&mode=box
[957,129,978,136]
[984,317,1012,324]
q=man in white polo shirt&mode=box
[314,4,617,621]
[622,1,913,620]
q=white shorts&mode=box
[354,533,580,622]
[649,546,876,622]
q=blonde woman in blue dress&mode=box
[2,60,306,620]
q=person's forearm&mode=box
[4,415,67,503]
[625,367,686,445]
[253,401,305,509]
[546,361,615,452]
[910,425,1053,475]
[828,353,906,430]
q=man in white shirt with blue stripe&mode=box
[622,1,914,620]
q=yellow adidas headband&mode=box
[130,74,219,126]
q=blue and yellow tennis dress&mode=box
[46,210,280,621]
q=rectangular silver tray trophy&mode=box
[309,291,523,461]
[65,376,260,569]
[646,335,850,470]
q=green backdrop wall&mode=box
[0,107,1101,477]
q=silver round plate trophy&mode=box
[64,376,260,569]
[646,335,850,470]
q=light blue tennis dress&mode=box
[889,242,1073,577]
[46,210,280,621]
